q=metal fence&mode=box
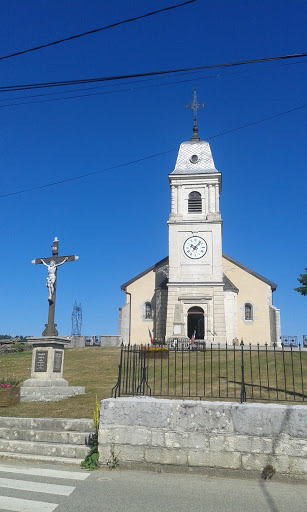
[111,343,307,403]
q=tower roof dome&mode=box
[171,140,218,175]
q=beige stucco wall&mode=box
[125,269,155,344]
[222,257,273,346]
[121,258,277,346]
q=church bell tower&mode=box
[166,90,226,343]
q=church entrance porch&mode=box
[187,306,204,339]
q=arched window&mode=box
[245,303,253,321]
[144,302,152,319]
[188,191,202,213]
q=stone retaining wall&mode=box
[98,397,307,479]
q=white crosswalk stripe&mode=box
[0,477,75,496]
[0,462,89,512]
[0,495,58,512]
[0,464,89,481]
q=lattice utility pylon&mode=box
[71,301,82,336]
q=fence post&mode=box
[240,339,246,403]
[111,345,123,397]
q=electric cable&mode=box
[0,70,249,109]
[0,1,196,62]
[1,103,306,199]
[0,52,306,93]
[1,59,305,108]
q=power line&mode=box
[0,1,196,62]
[1,58,305,108]
[1,103,306,199]
[0,70,249,109]
[0,69,202,103]
[1,52,306,93]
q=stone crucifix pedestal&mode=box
[21,237,85,402]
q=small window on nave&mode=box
[245,303,253,321]
[188,191,202,213]
[144,302,152,319]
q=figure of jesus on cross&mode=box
[32,237,79,336]
[40,257,68,302]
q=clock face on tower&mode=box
[183,236,207,259]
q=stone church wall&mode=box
[154,288,168,341]
[99,397,307,480]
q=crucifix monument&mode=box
[31,236,79,336]
[21,237,85,402]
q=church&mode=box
[119,95,281,347]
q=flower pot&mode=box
[0,387,20,407]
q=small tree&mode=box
[294,268,307,296]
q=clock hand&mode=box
[190,242,200,251]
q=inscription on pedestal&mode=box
[35,351,48,372]
[53,350,63,373]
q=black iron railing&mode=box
[111,343,307,403]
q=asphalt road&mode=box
[0,460,306,512]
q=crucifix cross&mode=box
[32,237,79,337]
[185,88,205,141]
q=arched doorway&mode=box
[187,306,204,339]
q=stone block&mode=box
[0,428,89,445]
[20,386,85,402]
[289,457,307,475]
[117,445,144,462]
[232,403,287,436]
[285,405,307,438]
[208,435,225,451]
[171,401,233,432]
[224,435,273,454]
[165,431,209,449]
[151,429,165,447]
[0,439,88,459]
[145,447,187,466]
[100,336,121,347]
[274,437,307,457]
[0,417,93,433]
[22,378,69,387]
[99,426,151,446]
[100,398,173,428]
[241,453,290,473]
[188,450,241,469]
[98,445,113,464]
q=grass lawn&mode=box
[0,348,121,419]
[0,347,306,419]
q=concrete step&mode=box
[0,416,94,464]
[0,439,89,459]
[0,428,92,445]
[0,452,83,465]
[20,386,85,402]
[0,417,94,433]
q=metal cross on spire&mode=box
[185,88,205,141]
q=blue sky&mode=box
[0,0,306,341]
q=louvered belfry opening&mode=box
[188,191,202,213]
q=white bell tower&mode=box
[166,91,226,343]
